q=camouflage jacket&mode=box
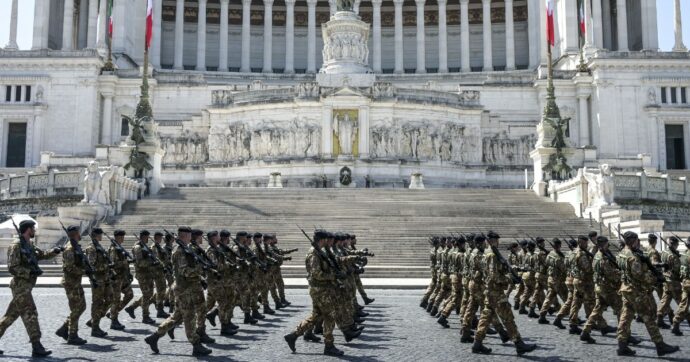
[172,244,204,293]
[62,240,86,283]
[306,247,337,288]
[571,247,594,282]
[593,250,621,288]
[85,240,111,279]
[618,248,656,293]
[661,250,681,283]
[109,243,131,280]
[546,250,566,280]
[8,238,55,286]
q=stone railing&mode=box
[212,88,296,107]
[0,170,83,200]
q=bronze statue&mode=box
[336,0,354,12]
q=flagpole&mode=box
[543,39,560,119]
[102,0,115,72]
[136,2,152,121]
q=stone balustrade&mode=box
[0,170,82,200]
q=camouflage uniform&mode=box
[672,248,690,326]
[506,250,520,299]
[252,239,274,311]
[270,244,290,302]
[512,248,527,307]
[61,240,88,337]
[131,239,158,319]
[0,237,57,342]
[206,244,233,328]
[234,242,257,315]
[459,246,474,316]
[554,247,578,323]
[428,245,449,310]
[152,242,171,311]
[440,246,464,318]
[569,247,595,328]
[421,245,440,306]
[582,249,622,334]
[616,248,663,344]
[109,242,134,320]
[540,250,567,317]
[519,249,535,309]
[646,245,664,299]
[431,246,453,312]
[461,247,485,332]
[530,247,548,312]
[85,240,114,330]
[657,249,682,318]
[190,241,210,334]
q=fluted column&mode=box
[673,0,687,52]
[354,0,362,14]
[32,0,47,49]
[460,0,470,72]
[481,0,492,71]
[372,0,383,73]
[102,93,114,144]
[592,0,603,48]
[578,93,590,146]
[437,0,448,73]
[196,0,207,71]
[307,0,317,73]
[218,0,229,71]
[63,0,75,50]
[262,0,274,73]
[505,0,515,70]
[616,0,628,51]
[329,0,336,16]
[241,0,252,72]
[87,0,99,48]
[151,0,163,67]
[5,0,18,50]
[415,0,426,73]
[285,0,296,74]
[174,0,185,69]
[393,0,404,74]
[97,0,107,49]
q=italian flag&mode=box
[546,0,555,47]
[578,0,586,41]
[145,0,153,49]
[107,0,113,37]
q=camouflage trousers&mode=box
[63,279,86,335]
[657,281,682,317]
[461,281,484,331]
[475,289,521,343]
[269,267,282,305]
[540,276,566,314]
[582,285,621,334]
[110,276,134,317]
[354,274,369,300]
[530,275,547,309]
[555,278,574,319]
[293,286,338,344]
[274,267,287,301]
[165,273,175,307]
[617,290,663,343]
[237,273,256,313]
[672,281,690,325]
[150,271,168,309]
[519,274,535,308]
[156,285,204,345]
[569,279,594,327]
[91,277,113,326]
[513,279,525,306]
[432,274,452,309]
[256,271,270,309]
[0,279,42,342]
[421,269,438,303]
[131,273,155,317]
[206,281,234,324]
[441,274,463,318]
[459,278,471,316]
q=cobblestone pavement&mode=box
[0,288,687,361]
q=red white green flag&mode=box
[546,0,555,47]
[107,0,114,37]
[145,0,153,49]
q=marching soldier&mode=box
[420,237,440,309]
[518,241,536,315]
[538,238,567,324]
[350,236,375,305]
[0,219,60,357]
[512,240,528,310]
[671,237,690,334]
[657,236,682,329]
[529,238,548,318]
[163,232,176,312]
[437,236,465,328]
[56,225,89,345]
[190,229,215,344]
[616,232,678,357]
[552,238,578,329]
[151,232,171,318]
[506,242,520,300]
[125,230,157,324]
[205,231,237,337]
[108,230,133,330]
[567,235,595,335]
[647,234,664,302]
[84,228,113,338]
[270,234,298,307]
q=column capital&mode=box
[393,0,404,6]
[415,0,425,6]
[307,0,318,6]
[263,0,274,6]
[371,0,383,6]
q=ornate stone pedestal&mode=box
[320,11,370,75]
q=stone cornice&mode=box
[0,74,51,82]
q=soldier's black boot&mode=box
[471,340,492,354]
[671,322,683,336]
[518,305,528,315]
[86,319,92,328]
[627,335,641,345]
[420,299,428,309]
[426,302,434,313]
[156,306,170,319]
[497,328,510,343]
[66,333,87,345]
[635,315,643,323]
[528,307,539,319]
[617,341,636,356]
[657,314,670,329]
[192,342,212,356]
[579,331,596,344]
[437,315,450,328]
[284,332,298,352]
[144,333,161,354]
[31,341,51,357]
[552,317,565,329]
[280,298,291,307]
[167,327,175,339]
[600,325,617,336]
[197,329,216,344]
[343,326,362,342]
[568,324,582,335]
[55,323,68,341]
[537,312,549,324]
[206,308,218,327]
[364,297,375,305]
[228,320,239,330]
[124,305,136,319]
[275,300,283,310]
[313,323,323,335]
[263,304,276,315]
[668,310,674,325]
[429,306,438,316]
[515,339,537,356]
[354,315,366,324]
[303,330,321,342]
[357,309,369,318]
[220,323,238,336]
[142,315,156,325]
[655,342,680,357]
[324,342,344,356]
[251,310,265,320]
[460,328,474,343]
[243,312,258,325]
[91,325,108,338]
[110,317,125,331]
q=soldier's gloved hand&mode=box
[284,257,292,261]
[200,279,208,290]
[128,274,134,282]
[52,247,63,254]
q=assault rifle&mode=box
[103,231,134,262]
[57,220,99,288]
[563,233,595,259]
[86,226,117,279]
[164,229,219,275]
[230,236,268,272]
[617,225,664,285]
[9,216,47,277]
[203,235,240,270]
[297,226,345,286]
[476,229,522,284]
[134,233,172,275]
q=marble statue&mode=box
[584,164,616,207]
[82,161,102,204]
[337,0,354,12]
[335,113,357,155]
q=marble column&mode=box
[63,0,75,50]
[285,0,296,74]
[505,0,515,70]
[616,0,628,51]
[563,0,578,52]
[592,0,603,48]
[640,0,658,50]
[307,0,317,73]
[460,0,470,72]
[372,0,383,73]
[262,0,274,73]
[673,0,687,52]
[219,0,230,71]
[329,0,336,16]
[78,0,89,48]
[437,0,448,73]
[196,0,207,71]
[32,0,47,49]
[602,0,612,49]
[415,0,426,73]
[174,0,185,70]
[152,0,163,67]
[241,0,252,72]
[87,0,99,48]
[102,93,114,144]
[97,0,107,49]
[482,0,492,71]
[354,0,361,14]
[5,0,18,50]
[32,115,43,166]
[578,93,590,146]
[393,0,404,74]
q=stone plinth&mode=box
[409,172,425,189]
[267,172,283,188]
[320,11,370,74]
